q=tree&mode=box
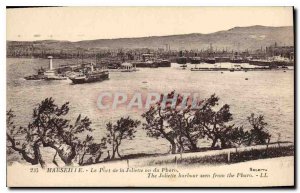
[7,98,106,167]
[106,117,140,159]
[142,91,205,153]
[27,98,95,165]
[167,106,201,152]
[194,94,234,149]
[77,135,107,165]
[142,91,185,154]
[6,110,46,168]
[227,126,251,151]
[247,113,271,145]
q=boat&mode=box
[132,60,158,68]
[176,57,187,64]
[229,64,242,72]
[270,56,294,66]
[24,67,46,80]
[120,62,137,72]
[204,57,216,64]
[191,63,226,71]
[230,52,244,63]
[249,59,272,66]
[215,57,230,63]
[190,57,201,64]
[205,43,216,64]
[154,59,171,67]
[69,63,109,84]
[107,63,120,69]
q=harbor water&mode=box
[7,58,294,158]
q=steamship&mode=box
[69,63,109,84]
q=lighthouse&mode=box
[48,56,53,70]
[44,56,56,79]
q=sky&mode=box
[7,7,293,42]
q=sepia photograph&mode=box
[6,6,294,187]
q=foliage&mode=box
[247,113,271,145]
[105,117,140,159]
[141,91,195,154]
[6,110,45,167]
[7,98,106,166]
[193,94,234,148]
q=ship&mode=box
[204,43,216,64]
[190,57,201,64]
[176,57,187,64]
[24,67,46,80]
[230,52,244,63]
[248,59,272,66]
[154,59,171,67]
[204,57,216,64]
[69,63,109,84]
[215,57,230,63]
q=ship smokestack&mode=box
[48,56,53,70]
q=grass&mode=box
[146,145,294,166]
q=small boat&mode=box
[180,64,187,68]
[245,78,248,80]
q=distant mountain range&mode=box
[7,25,294,51]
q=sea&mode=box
[7,58,294,158]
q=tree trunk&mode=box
[170,141,177,154]
[220,138,227,149]
[57,149,74,166]
[95,152,102,163]
[42,141,76,166]
[188,140,198,152]
[7,133,39,165]
[116,146,122,158]
[111,146,117,159]
[79,152,86,165]
[33,143,46,168]
[211,138,218,148]
[185,130,198,152]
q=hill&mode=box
[7,25,294,51]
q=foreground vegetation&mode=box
[146,145,294,166]
[7,92,280,168]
